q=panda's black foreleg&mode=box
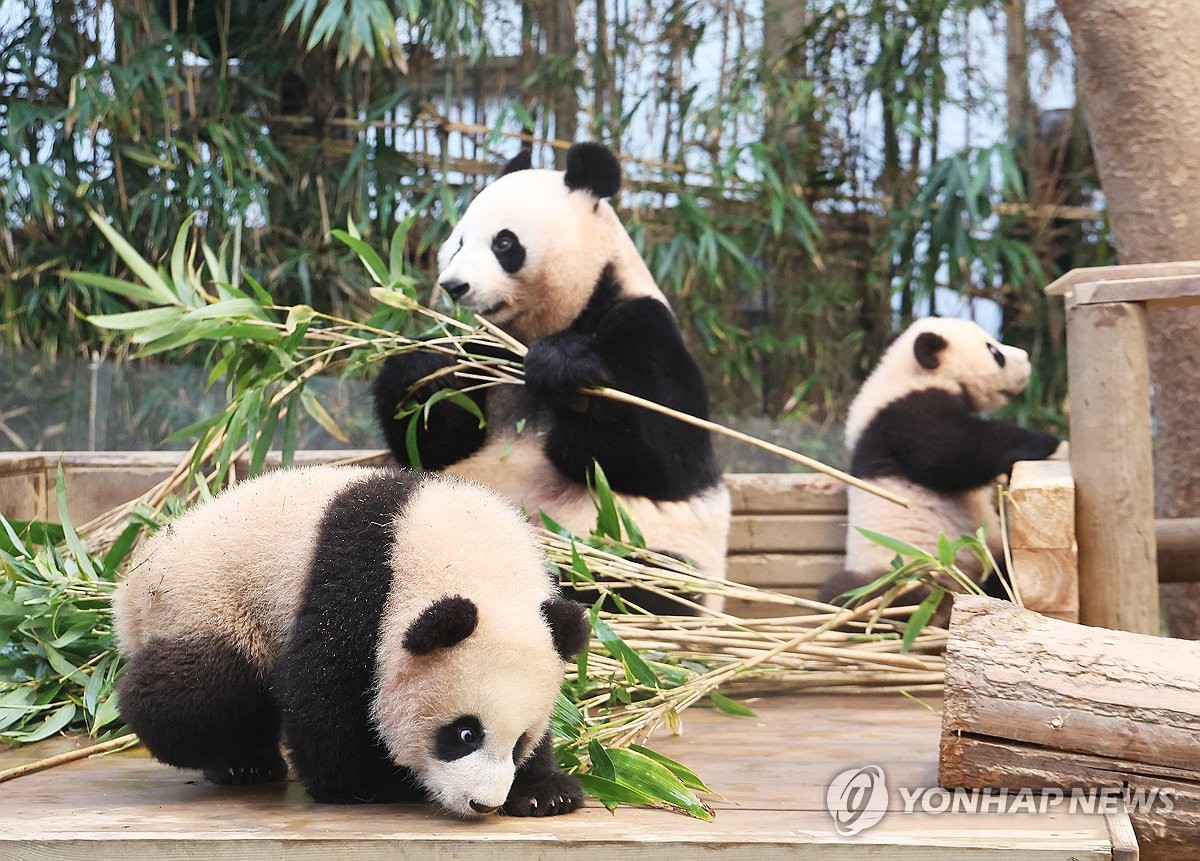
[273,626,425,805]
[116,636,286,785]
[372,351,489,470]
[503,732,584,817]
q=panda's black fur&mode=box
[373,143,731,612]
[114,466,589,817]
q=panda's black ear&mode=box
[540,597,590,661]
[914,331,949,370]
[404,596,478,655]
[564,142,621,199]
[498,149,533,178]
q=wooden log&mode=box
[1066,300,1160,633]
[1006,459,1078,622]
[940,595,1200,860]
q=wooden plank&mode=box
[0,451,393,525]
[1069,274,1200,308]
[1045,260,1200,295]
[1107,809,1142,861]
[726,553,843,589]
[1006,459,1078,622]
[940,596,1200,859]
[724,473,847,515]
[1066,301,1159,633]
[0,694,1115,859]
[728,514,846,554]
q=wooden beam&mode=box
[1067,273,1200,308]
[1046,259,1200,295]
[1006,459,1078,622]
[940,595,1200,860]
[1066,301,1159,633]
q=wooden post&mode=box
[940,595,1200,861]
[1066,300,1160,633]
[1006,459,1078,622]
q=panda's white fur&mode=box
[829,318,1060,597]
[374,144,730,610]
[442,417,730,582]
[114,465,587,818]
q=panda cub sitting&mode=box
[374,143,730,607]
[821,318,1061,604]
[114,466,589,817]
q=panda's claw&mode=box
[502,771,583,817]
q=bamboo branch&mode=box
[585,386,911,507]
[0,734,139,784]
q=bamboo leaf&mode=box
[901,590,944,654]
[709,691,757,717]
[87,210,178,305]
[58,271,164,306]
[7,703,76,743]
[853,527,936,562]
[86,307,183,331]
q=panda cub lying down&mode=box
[114,466,590,818]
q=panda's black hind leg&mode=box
[117,636,286,785]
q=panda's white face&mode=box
[369,477,573,818]
[374,639,562,818]
[845,317,1034,448]
[436,169,617,343]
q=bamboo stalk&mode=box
[587,386,911,508]
[0,734,139,784]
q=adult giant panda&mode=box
[373,143,730,603]
[114,465,589,818]
[821,318,1061,603]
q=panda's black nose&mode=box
[441,278,470,301]
[469,800,499,814]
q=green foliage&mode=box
[0,470,154,743]
[837,526,1000,652]
[1,0,1082,439]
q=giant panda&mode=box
[113,465,590,818]
[820,317,1062,605]
[373,142,730,609]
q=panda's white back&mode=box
[114,465,381,669]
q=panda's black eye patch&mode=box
[987,343,1006,368]
[491,229,525,274]
[436,716,484,761]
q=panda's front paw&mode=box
[524,334,610,400]
[374,352,458,403]
[1019,430,1062,462]
[502,771,584,817]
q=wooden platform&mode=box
[0,694,1130,859]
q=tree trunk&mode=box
[1056,0,1200,638]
